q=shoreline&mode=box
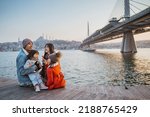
[0,77,150,100]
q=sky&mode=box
[0,0,150,43]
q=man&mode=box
[16,38,37,86]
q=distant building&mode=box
[18,37,22,49]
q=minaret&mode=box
[18,37,20,42]
[42,33,44,39]
[87,21,89,37]
[18,37,21,48]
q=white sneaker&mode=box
[40,83,48,90]
[35,85,40,92]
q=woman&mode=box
[41,43,66,90]
[40,43,54,82]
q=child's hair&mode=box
[27,50,39,59]
[56,51,62,60]
[50,51,62,64]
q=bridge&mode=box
[80,0,150,53]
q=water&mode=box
[0,48,150,86]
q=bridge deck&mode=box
[0,78,150,100]
[82,7,150,46]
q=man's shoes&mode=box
[19,83,33,87]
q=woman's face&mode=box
[45,45,50,53]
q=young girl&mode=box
[24,50,48,92]
[49,50,62,67]
[41,43,66,90]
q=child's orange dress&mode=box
[46,63,66,90]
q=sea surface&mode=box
[0,48,150,86]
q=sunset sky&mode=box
[0,0,149,43]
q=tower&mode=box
[121,0,137,53]
[18,37,21,48]
[87,21,89,37]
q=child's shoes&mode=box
[40,83,48,90]
[35,85,40,92]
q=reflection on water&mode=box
[122,53,150,86]
[94,49,150,86]
[0,49,150,86]
[122,53,137,85]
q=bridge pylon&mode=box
[121,31,137,53]
[121,0,137,53]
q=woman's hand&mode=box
[42,56,45,63]
[46,59,51,65]
[42,56,51,65]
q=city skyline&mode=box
[0,0,149,43]
[0,0,116,42]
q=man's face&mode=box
[25,42,33,52]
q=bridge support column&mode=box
[121,31,137,53]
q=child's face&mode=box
[45,45,50,53]
[33,53,39,60]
